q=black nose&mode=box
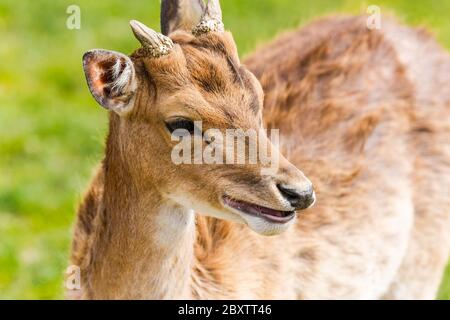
[277,184,315,210]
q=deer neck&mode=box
[86,121,195,299]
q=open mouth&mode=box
[222,196,296,224]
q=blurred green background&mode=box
[0,0,449,299]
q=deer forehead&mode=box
[133,36,262,123]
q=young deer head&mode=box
[82,0,314,236]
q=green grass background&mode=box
[0,0,449,299]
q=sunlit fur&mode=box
[71,15,450,299]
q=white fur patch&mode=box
[154,203,195,249]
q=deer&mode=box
[70,0,450,299]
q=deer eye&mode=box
[165,118,195,135]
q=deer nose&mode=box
[276,184,315,210]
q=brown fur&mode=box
[70,15,450,299]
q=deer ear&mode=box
[161,0,205,35]
[83,49,137,115]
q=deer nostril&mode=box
[277,184,314,210]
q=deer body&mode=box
[71,2,450,300]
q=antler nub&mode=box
[130,20,174,58]
[192,0,224,36]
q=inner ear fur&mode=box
[83,49,137,115]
